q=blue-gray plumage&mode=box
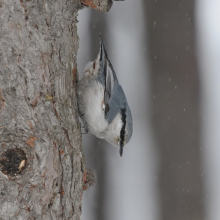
[77,36,133,156]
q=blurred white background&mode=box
[196,1,220,220]
[77,0,220,219]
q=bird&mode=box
[77,35,133,156]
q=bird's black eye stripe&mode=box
[120,108,126,148]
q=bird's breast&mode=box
[79,80,108,138]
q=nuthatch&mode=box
[77,36,133,156]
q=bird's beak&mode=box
[99,34,107,66]
[98,34,118,82]
[119,145,123,157]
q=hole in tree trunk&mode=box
[0,148,27,176]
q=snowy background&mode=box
[77,0,220,219]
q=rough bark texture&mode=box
[0,0,85,219]
[145,0,204,220]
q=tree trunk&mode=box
[0,0,84,219]
[144,0,204,219]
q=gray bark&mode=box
[0,0,85,219]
